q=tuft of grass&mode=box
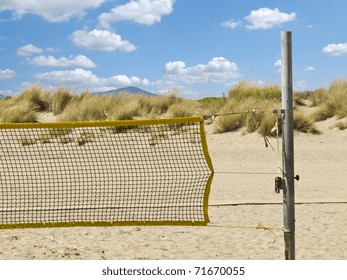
[294,111,320,134]
[137,90,182,117]
[0,100,38,123]
[307,88,327,107]
[105,93,140,120]
[58,94,109,122]
[165,99,199,118]
[0,84,52,123]
[213,97,280,135]
[312,102,336,121]
[228,81,281,101]
[258,112,279,137]
[52,87,73,115]
[311,80,347,121]
[197,97,227,115]
[15,84,51,112]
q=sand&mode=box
[0,116,346,260]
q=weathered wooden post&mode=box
[281,31,295,260]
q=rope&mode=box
[203,108,277,120]
[214,171,278,175]
[256,223,278,244]
[210,201,347,206]
[209,223,280,244]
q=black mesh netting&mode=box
[0,118,213,228]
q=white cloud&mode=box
[17,44,44,56]
[71,29,136,52]
[274,59,282,72]
[164,57,240,84]
[322,43,347,56]
[244,8,296,30]
[164,58,236,83]
[305,66,315,72]
[0,68,17,80]
[221,20,240,29]
[35,68,150,90]
[35,68,99,86]
[45,47,59,52]
[99,0,174,28]
[0,0,105,22]
[29,55,96,68]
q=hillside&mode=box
[94,86,157,97]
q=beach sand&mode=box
[0,117,346,260]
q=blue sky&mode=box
[1,0,347,98]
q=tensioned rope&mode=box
[202,108,277,120]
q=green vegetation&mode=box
[2,79,347,136]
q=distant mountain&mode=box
[0,94,8,99]
[95,86,157,97]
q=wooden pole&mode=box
[281,31,295,260]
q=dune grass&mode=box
[0,84,50,122]
[57,89,188,122]
[2,79,347,136]
[213,82,282,135]
[229,81,281,101]
[311,80,347,121]
[0,100,38,123]
[52,87,73,115]
[294,111,320,134]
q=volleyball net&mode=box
[0,117,214,229]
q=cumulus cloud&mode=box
[35,68,150,90]
[17,44,44,56]
[164,57,240,84]
[29,55,96,68]
[221,20,240,29]
[244,8,296,30]
[71,29,136,52]
[0,68,17,80]
[0,0,105,22]
[274,59,282,72]
[322,43,347,56]
[99,0,174,28]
